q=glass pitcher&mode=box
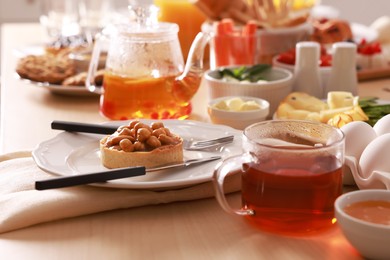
[86,3,210,120]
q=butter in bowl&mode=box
[207,96,270,130]
[204,64,293,115]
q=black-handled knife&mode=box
[35,156,221,190]
[35,166,146,190]
[51,120,118,135]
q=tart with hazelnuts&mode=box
[100,121,184,169]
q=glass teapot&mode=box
[86,3,210,120]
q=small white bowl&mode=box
[207,96,270,130]
[204,66,293,116]
[335,190,390,260]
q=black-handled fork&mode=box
[51,120,118,134]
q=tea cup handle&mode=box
[86,34,104,95]
[213,154,255,216]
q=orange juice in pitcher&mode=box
[154,0,206,59]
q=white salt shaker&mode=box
[293,41,323,98]
[325,42,358,95]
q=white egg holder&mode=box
[342,114,390,189]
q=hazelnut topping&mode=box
[104,121,180,152]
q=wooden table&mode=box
[1,23,389,260]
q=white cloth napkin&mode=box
[0,152,240,234]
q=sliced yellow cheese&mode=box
[305,112,321,122]
[327,91,356,109]
[276,103,295,118]
[286,109,312,120]
[319,106,354,123]
[328,113,354,128]
[275,91,368,128]
[282,92,328,112]
[343,106,369,121]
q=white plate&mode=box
[18,76,98,97]
[13,43,45,57]
[32,120,243,190]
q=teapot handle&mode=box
[86,34,104,95]
[181,32,211,76]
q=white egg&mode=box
[341,121,377,159]
[358,133,390,189]
[370,15,390,43]
[340,121,377,185]
[373,114,390,136]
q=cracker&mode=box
[16,54,76,84]
[62,69,105,86]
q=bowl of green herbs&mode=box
[204,64,293,115]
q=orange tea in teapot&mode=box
[101,71,201,120]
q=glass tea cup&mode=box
[202,19,258,69]
[39,0,80,38]
[78,0,114,38]
[213,120,345,235]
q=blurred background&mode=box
[321,0,390,25]
[1,0,389,26]
[0,0,142,24]
[1,0,390,68]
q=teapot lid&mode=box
[102,2,179,40]
[111,22,179,40]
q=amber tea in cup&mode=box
[213,120,345,235]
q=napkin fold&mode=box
[0,152,241,234]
